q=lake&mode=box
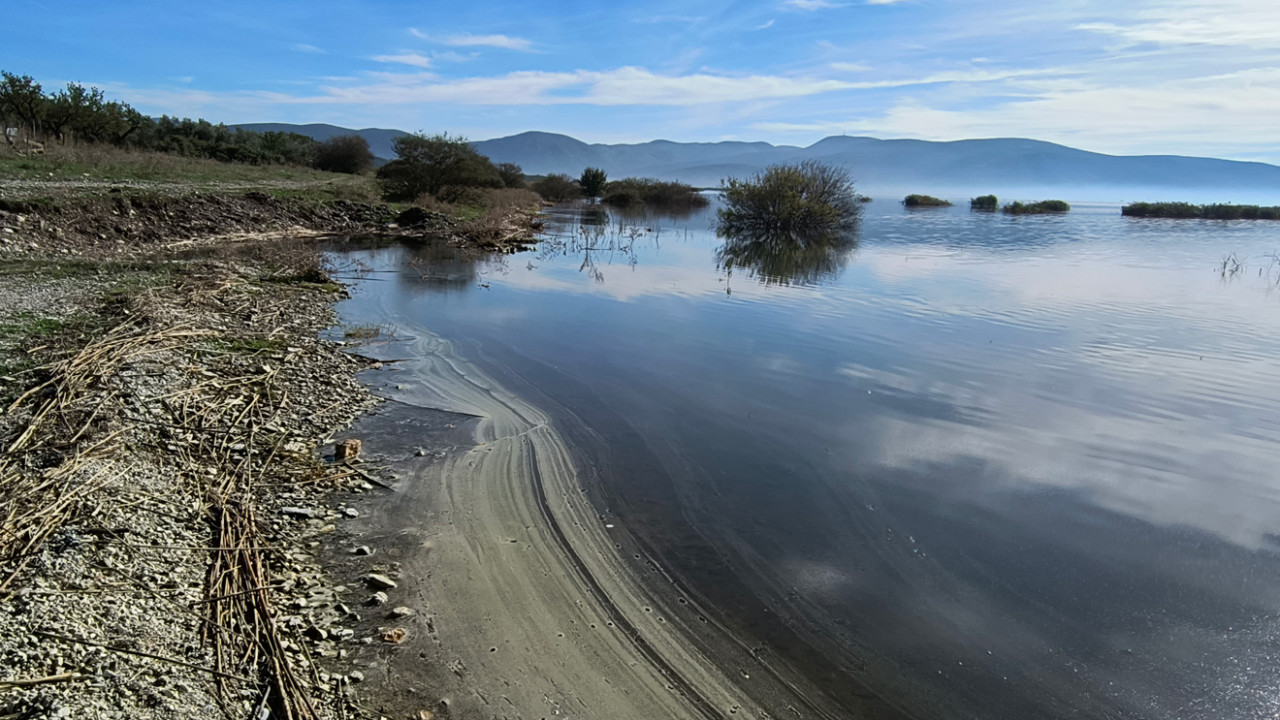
[333,199,1280,719]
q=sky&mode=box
[3,0,1279,162]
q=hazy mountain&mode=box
[238,124,1280,201]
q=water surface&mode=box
[336,200,1280,719]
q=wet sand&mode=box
[338,322,853,719]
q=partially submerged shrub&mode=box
[531,174,579,203]
[1003,199,1070,214]
[719,161,861,235]
[1121,202,1201,218]
[376,132,502,202]
[1122,201,1280,220]
[903,194,952,208]
[602,177,709,210]
[970,194,998,211]
[312,134,374,174]
[579,167,608,199]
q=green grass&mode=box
[1123,202,1280,220]
[0,144,380,201]
[903,194,952,208]
[1003,200,1070,215]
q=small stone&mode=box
[368,591,389,606]
[304,626,328,642]
[347,670,365,683]
[390,606,414,619]
[335,438,362,461]
[419,711,435,720]
[365,574,397,590]
[281,507,316,519]
[351,546,373,556]
[382,627,407,644]
[343,507,359,518]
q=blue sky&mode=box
[3,0,1279,161]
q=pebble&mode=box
[343,507,359,518]
[351,545,373,556]
[390,606,414,619]
[368,591,389,606]
[347,670,364,683]
[365,574,397,590]
[281,506,316,519]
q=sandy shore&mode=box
[330,298,851,719]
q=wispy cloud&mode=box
[866,0,911,4]
[756,19,776,30]
[784,0,838,10]
[1077,0,1280,49]
[408,29,534,51]
[371,53,433,69]
[290,43,325,54]
[632,14,704,24]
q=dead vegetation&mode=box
[0,246,384,719]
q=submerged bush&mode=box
[579,167,608,199]
[1003,199,1070,214]
[1122,201,1280,219]
[970,194,998,211]
[531,174,579,202]
[903,194,952,208]
[719,161,861,235]
[602,177,708,210]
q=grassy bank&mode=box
[0,143,381,202]
[1122,202,1280,220]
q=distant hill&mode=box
[238,124,1280,200]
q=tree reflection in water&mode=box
[715,226,858,287]
[535,206,683,284]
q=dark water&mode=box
[336,200,1280,719]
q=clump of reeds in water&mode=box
[970,194,998,211]
[1003,199,1070,214]
[1123,202,1280,220]
[602,178,709,210]
[902,194,952,208]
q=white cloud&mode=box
[1078,0,1280,48]
[371,53,433,69]
[866,0,911,4]
[415,31,533,51]
[290,43,324,54]
[784,0,838,10]
[756,19,776,30]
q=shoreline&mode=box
[321,269,856,720]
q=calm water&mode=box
[337,200,1280,719]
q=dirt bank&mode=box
[0,193,538,719]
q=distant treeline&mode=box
[0,70,330,167]
[1122,202,1280,220]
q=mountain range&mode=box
[235,123,1280,201]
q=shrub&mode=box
[602,177,708,209]
[1003,199,1070,214]
[718,161,861,235]
[970,194,998,211]
[532,174,579,203]
[579,167,608,199]
[313,134,373,174]
[1121,202,1200,218]
[496,162,526,188]
[376,132,502,202]
[903,194,952,208]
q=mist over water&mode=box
[335,199,1280,719]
